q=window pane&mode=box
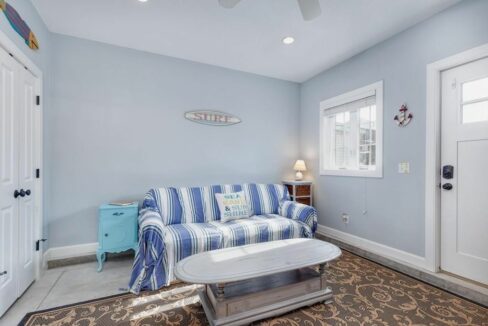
[358,105,376,170]
[463,100,488,124]
[335,113,345,167]
[463,77,488,103]
[334,112,355,168]
[323,115,334,170]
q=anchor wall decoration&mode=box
[394,104,413,127]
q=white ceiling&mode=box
[32,0,460,82]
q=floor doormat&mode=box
[20,251,488,325]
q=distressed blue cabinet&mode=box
[97,203,138,272]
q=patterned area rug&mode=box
[20,251,488,326]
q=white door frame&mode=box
[0,29,44,281]
[425,43,488,273]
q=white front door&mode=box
[0,47,20,316]
[17,67,37,295]
[441,57,488,285]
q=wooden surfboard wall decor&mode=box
[185,110,241,126]
[0,0,39,50]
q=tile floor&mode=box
[0,257,133,326]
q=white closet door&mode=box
[0,47,20,317]
[17,67,36,295]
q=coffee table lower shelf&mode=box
[198,267,333,326]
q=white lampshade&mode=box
[293,160,307,172]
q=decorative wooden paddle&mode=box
[0,0,39,50]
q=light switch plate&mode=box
[398,162,410,174]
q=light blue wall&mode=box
[300,0,488,256]
[0,0,51,242]
[3,0,487,253]
[47,34,300,248]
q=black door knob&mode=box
[19,189,26,197]
[442,183,453,190]
[25,189,31,196]
[14,190,20,198]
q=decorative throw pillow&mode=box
[215,191,250,223]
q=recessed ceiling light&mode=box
[282,37,295,45]
[138,0,148,2]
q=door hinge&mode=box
[36,168,40,179]
[36,239,47,251]
[36,95,40,106]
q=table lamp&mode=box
[293,160,307,180]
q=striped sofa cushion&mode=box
[242,183,290,215]
[210,215,307,248]
[177,184,243,223]
[143,188,182,225]
[164,223,223,262]
[163,223,223,282]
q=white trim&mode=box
[0,29,44,281]
[319,81,383,178]
[0,29,42,78]
[425,43,488,273]
[317,224,428,270]
[43,243,99,267]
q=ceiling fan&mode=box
[218,0,322,21]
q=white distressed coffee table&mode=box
[174,238,341,326]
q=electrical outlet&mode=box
[341,213,349,224]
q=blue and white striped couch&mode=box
[128,183,317,294]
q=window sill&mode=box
[320,169,383,178]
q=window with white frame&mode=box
[320,81,383,177]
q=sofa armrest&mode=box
[279,200,318,235]
[129,190,167,294]
[129,207,168,294]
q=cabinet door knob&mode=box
[0,271,7,276]
[25,189,31,196]
[113,212,124,216]
[105,233,108,237]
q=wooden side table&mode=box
[97,202,139,272]
[283,181,313,206]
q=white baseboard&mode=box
[317,224,428,270]
[43,227,427,272]
[43,242,98,267]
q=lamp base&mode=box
[295,171,303,181]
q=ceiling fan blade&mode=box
[297,0,322,21]
[218,0,242,9]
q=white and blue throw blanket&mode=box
[128,183,318,294]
